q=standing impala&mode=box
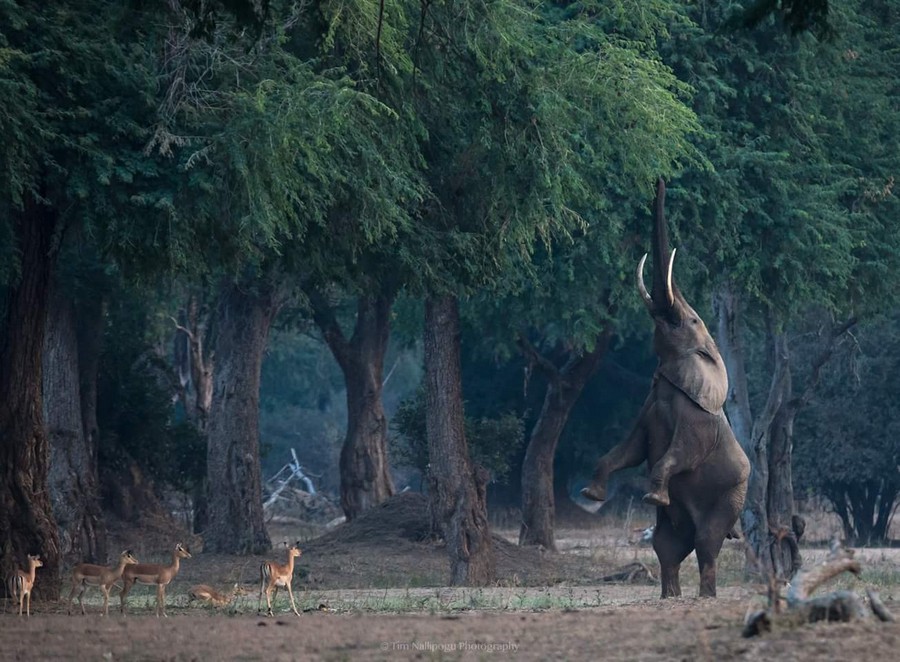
[7,554,43,617]
[120,543,192,617]
[68,550,139,616]
[258,542,302,617]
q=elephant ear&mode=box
[659,345,728,413]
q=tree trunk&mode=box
[43,285,105,565]
[768,367,802,578]
[311,293,396,520]
[713,283,752,443]
[204,280,280,554]
[76,292,107,562]
[0,196,62,599]
[424,294,495,585]
[518,331,612,550]
[172,291,214,534]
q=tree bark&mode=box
[518,330,612,550]
[715,287,782,578]
[767,365,802,578]
[713,283,752,443]
[310,292,396,520]
[172,291,214,533]
[76,291,107,562]
[204,280,280,554]
[43,285,105,565]
[0,196,62,599]
[424,294,495,585]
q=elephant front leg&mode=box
[581,417,650,502]
[644,414,718,508]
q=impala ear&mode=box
[659,344,728,413]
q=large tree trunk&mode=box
[75,291,107,563]
[518,330,612,550]
[0,196,62,599]
[43,285,105,565]
[424,294,495,585]
[204,280,279,554]
[311,293,396,520]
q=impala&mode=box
[258,542,302,616]
[188,583,245,608]
[120,543,192,617]
[7,554,43,617]
[68,549,139,616]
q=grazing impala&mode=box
[258,542,302,617]
[7,554,43,617]
[120,543,192,617]
[188,583,245,608]
[68,550,139,616]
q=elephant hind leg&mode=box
[694,491,743,597]
[653,509,695,599]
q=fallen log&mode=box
[743,547,894,638]
[600,562,656,584]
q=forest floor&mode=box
[2,493,900,661]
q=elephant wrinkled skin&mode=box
[581,179,749,598]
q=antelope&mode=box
[7,554,43,617]
[258,542,302,617]
[67,549,139,616]
[120,543,192,617]
[188,583,245,608]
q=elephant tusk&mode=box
[666,248,676,307]
[636,253,652,306]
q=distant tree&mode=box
[795,314,900,545]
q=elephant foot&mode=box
[642,490,670,507]
[580,483,607,502]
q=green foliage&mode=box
[665,0,900,324]
[391,388,525,484]
[405,0,703,294]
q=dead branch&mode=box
[743,546,893,638]
[600,562,656,584]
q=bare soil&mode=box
[3,494,899,661]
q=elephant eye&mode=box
[691,318,699,325]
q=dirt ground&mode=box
[3,494,900,660]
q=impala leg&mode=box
[77,585,88,615]
[157,585,166,618]
[286,582,300,616]
[67,582,77,615]
[120,578,134,615]
[265,586,275,617]
[26,590,31,617]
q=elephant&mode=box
[581,179,750,598]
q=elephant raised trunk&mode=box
[637,178,684,325]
